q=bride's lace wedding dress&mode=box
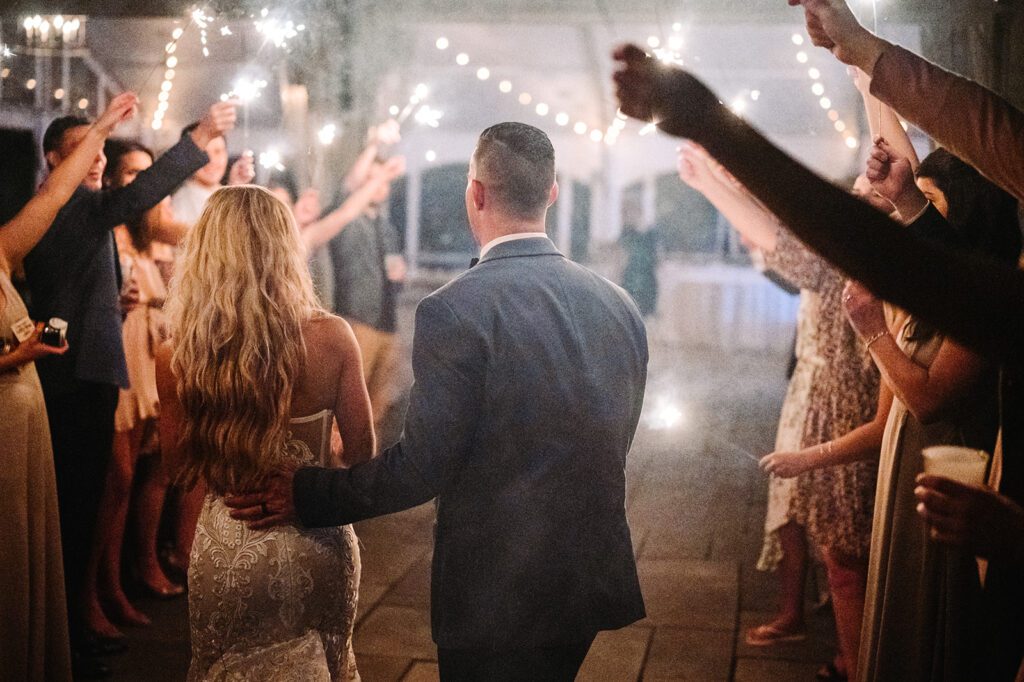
[186,410,360,681]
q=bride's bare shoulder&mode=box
[302,314,360,361]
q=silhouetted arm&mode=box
[614,48,1024,364]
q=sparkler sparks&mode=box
[254,9,306,50]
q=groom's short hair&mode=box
[473,122,555,220]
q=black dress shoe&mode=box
[82,634,128,657]
[72,652,112,680]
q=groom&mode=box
[227,122,648,680]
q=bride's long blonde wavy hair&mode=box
[166,185,324,494]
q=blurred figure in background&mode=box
[327,153,408,435]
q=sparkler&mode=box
[259,149,284,171]
[254,8,306,51]
[221,76,268,144]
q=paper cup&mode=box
[921,446,989,486]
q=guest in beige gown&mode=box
[764,145,1020,680]
[0,93,136,681]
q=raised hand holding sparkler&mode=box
[190,99,239,150]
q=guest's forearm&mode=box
[653,71,1024,364]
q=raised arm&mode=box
[0,92,137,272]
[301,156,405,251]
[93,101,238,231]
[343,119,399,193]
[852,67,918,170]
[795,0,1024,203]
[613,43,1024,364]
[678,142,829,291]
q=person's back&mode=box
[425,236,648,648]
[154,186,375,681]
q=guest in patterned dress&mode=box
[679,144,884,679]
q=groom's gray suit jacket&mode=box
[294,236,648,650]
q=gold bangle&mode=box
[864,330,888,351]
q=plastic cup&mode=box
[921,446,989,486]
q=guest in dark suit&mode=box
[227,122,649,681]
[24,100,236,677]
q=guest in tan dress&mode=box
[764,143,1020,680]
[0,93,136,682]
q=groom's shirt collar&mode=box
[479,232,549,259]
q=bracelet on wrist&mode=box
[864,330,889,352]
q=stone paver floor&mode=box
[109,318,837,681]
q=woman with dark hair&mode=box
[763,141,1019,680]
[915,149,1022,262]
[81,140,190,641]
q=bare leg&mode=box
[82,430,136,637]
[99,425,150,626]
[822,548,869,680]
[746,521,808,644]
[132,444,181,595]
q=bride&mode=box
[155,185,375,681]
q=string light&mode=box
[428,36,612,144]
[796,51,808,63]
[791,33,804,45]
[647,35,660,49]
[808,67,820,79]
[811,82,825,96]
[388,104,400,116]
[425,150,437,162]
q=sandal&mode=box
[743,623,807,646]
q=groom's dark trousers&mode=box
[437,635,595,681]
[294,237,648,678]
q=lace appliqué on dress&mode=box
[188,433,361,682]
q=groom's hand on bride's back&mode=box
[224,465,299,530]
